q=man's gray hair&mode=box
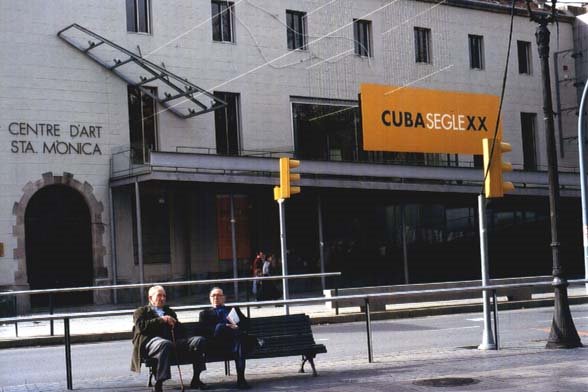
[209,286,223,296]
[148,285,165,298]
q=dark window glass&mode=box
[287,10,307,50]
[137,0,149,33]
[518,41,531,74]
[128,85,157,164]
[353,19,372,57]
[469,34,484,70]
[521,112,537,170]
[473,154,483,168]
[214,92,240,155]
[292,102,424,165]
[414,27,431,63]
[126,0,137,32]
[126,0,150,33]
[212,1,234,42]
[132,186,171,265]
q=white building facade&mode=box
[0,0,585,310]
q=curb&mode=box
[1,296,587,349]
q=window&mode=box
[353,19,372,57]
[214,92,241,155]
[287,10,307,50]
[414,27,431,64]
[127,86,157,164]
[521,112,538,170]
[126,0,150,33]
[292,101,424,165]
[132,187,171,265]
[517,41,532,74]
[469,35,484,70]
[212,1,234,42]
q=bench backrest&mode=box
[182,314,318,358]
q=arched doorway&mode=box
[25,185,93,306]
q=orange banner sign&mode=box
[360,84,502,154]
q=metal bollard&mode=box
[335,287,339,316]
[49,294,55,336]
[64,318,73,390]
[492,290,500,350]
[364,298,373,363]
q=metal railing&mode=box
[1,277,586,390]
[0,272,342,337]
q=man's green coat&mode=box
[130,304,178,373]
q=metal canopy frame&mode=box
[57,23,226,119]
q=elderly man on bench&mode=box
[131,285,208,391]
[199,287,261,389]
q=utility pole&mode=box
[526,0,582,348]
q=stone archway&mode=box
[12,172,107,308]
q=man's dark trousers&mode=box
[145,335,206,382]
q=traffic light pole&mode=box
[477,194,496,350]
[578,79,588,294]
[278,198,290,315]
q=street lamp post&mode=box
[526,0,582,348]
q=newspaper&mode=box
[227,307,240,325]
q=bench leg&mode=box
[225,360,231,376]
[148,366,155,387]
[299,355,307,373]
[307,356,318,377]
[300,355,318,376]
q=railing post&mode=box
[14,295,18,337]
[492,290,500,350]
[364,297,373,363]
[246,285,251,318]
[64,317,73,390]
[335,286,339,316]
[49,294,55,336]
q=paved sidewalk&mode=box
[1,344,587,391]
[1,286,587,348]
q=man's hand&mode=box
[161,315,177,327]
[226,323,239,330]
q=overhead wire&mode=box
[153,0,402,118]
[481,0,517,194]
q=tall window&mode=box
[469,34,484,70]
[517,40,532,74]
[132,187,171,265]
[212,1,234,42]
[353,19,372,57]
[127,86,157,164]
[214,92,241,155]
[286,10,307,50]
[521,112,538,170]
[414,27,431,64]
[126,0,150,33]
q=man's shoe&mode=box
[190,379,208,390]
[153,380,163,392]
[237,379,251,389]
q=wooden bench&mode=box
[142,314,327,386]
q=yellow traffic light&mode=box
[482,138,514,198]
[276,157,301,199]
